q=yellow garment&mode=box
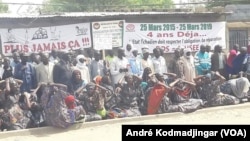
[97,108,107,118]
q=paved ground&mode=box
[1,103,250,141]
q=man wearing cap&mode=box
[141,47,154,73]
[36,52,54,84]
[110,48,130,85]
[14,52,37,93]
[128,48,143,77]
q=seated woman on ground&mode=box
[67,70,86,96]
[168,78,204,113]
[194,71,240,107]
[220,71,250,103]
[141,67,153,90]
[99,76,120,111]
[81,75,120,119]
[38,82,86,128]
[146,73,180,115]
[0,77,31,130]
[75,82,110,121]
[115,74,144,117]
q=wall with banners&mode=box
[0,13,227,57]
[124,22,226,53]
[0,23,92,56]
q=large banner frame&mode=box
[0,23,92,56]
[124,22,226,53]
[92,20,124,50]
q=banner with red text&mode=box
[124,22,226,53]
[1,23,91,56]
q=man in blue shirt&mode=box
[128,48,143,77]
[14,52,36,93]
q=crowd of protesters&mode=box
[0,43,249,130]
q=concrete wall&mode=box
[225,5,250,22]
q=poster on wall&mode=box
[124,22,226,53]
[92,20,124,50]
[0,23,92,56]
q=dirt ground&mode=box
[1,103,250,141]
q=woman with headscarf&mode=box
[67,70,86,95]
[141,67,154,90]
[115,74,143,117]
[146,73,180,115]
[2,57,13,80]
[168,78,204,113]
[64,95,86,122]
[39,82,85,128]
[225,50,237,79]
[194,71,240,107]
[0,77,32,130]
[220,72,250,103]
[79,82,111,121]
[92,75,102,85]
[183,48,196,82]
[72,55,90,83]
[100,75,118,111]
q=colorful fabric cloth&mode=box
[147,84,167,115]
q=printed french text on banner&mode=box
[124,22,226,53]
[1,23,91,56]
[92,20,124,50]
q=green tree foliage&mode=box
[207,0,250,8]
[41,0,173,13]
[0,0,8,13]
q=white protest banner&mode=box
[1,23,91,56]
[124,22,226,53]
[92,20,124,50]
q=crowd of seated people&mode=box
[0,44,250,131]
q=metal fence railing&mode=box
[229,29,249,49]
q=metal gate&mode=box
[229,29,248,49]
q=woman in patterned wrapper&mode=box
[0,78,31,131]
[194,71,240,107]
[146,73,180,115]
[220,71,250,103]
[38,83,86,128]
[168,78,204,113]
[67,70,86,95]
[78,82,111,121]
[115,74,144,117]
